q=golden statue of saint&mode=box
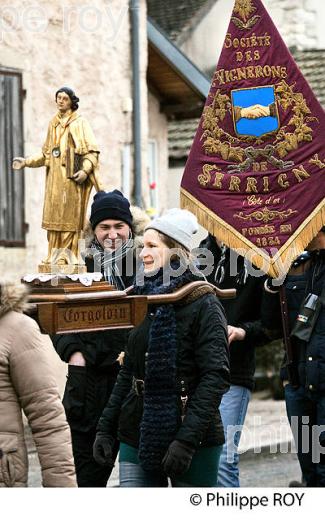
[13,87,103,270]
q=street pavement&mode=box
[26,393,301,488]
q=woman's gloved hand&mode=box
[93,432,115,466]
[162,440,195,478]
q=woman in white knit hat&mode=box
[93,209,230,487]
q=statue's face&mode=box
[56,91,72,113]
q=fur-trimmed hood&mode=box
[83,205,150,250]
[0,282,29,319]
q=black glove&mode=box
[93,433,115,466]
[162,440,195,478]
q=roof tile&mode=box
[147,0,215,42]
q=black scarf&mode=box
[88,233,133,290]
[133,262,201,471]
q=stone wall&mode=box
[264,0,320,49]
[181,0,233,75]
[0,0,148,279]
[147,91,168,214]
[181,0,323,74]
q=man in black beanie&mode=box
[52,190,149,487]
[87,190,135,288]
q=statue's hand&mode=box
[12,157,26,170]
[72,170,88,184]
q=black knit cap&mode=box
[90,190,133,230]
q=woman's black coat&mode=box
[97,292,230,450]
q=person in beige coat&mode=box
[0,280,76,487]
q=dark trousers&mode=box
[71,428,119,487]
[285,384,325,487]
[63,365,120,487]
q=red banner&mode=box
[180,0,325,277]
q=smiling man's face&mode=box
[94,219,131,250]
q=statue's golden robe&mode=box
[25,110,102,233]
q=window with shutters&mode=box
[0,70,25,246]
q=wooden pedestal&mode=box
[25,279,147,334]
[25,278,236,335]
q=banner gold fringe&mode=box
[180,188,325,278]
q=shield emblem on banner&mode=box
[231,86,280,138]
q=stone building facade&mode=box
[0,0,148,278]
[181,0,325,75]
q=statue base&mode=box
[38,263,87,274]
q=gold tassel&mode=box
[180,188,325,278]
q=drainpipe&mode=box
[130,0,142,207]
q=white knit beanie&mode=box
[146,208,198,251]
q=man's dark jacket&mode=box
[261,250,325,391]
[199,235,270,391]
[52,256,134,432]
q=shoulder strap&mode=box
[279,286,299,387]
[279,286,292,361]
[320,284,325,305]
